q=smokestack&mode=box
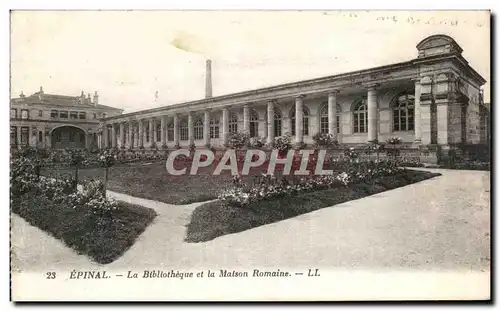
[205,59,212,98]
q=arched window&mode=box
[274,108,282,137]
[180,119,189,141]
[319,103,342,134]
[249,110,259,138]
[229,113,238,134]
[290,106,310,136]
[353,99,367,133]
[194,119,204,140]
[167,121,174,141]
[210,117,220,139]
[392,93,415,131]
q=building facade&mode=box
[10,88,122,149]
[37,35,489,163]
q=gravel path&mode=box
[11,168,490,272]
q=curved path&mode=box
[11,168,490,272]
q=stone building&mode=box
[10,88,122,149]
[78,35,496,162]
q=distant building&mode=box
[10,87,122,149]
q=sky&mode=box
[10,10,490,113]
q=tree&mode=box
[68,148,85,191]
[97,149,117,194]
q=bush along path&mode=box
[186,163,441,243]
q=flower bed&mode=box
[11,154,157,264]
[185,169,441,243]
[218,160,402,207]
[12,192,156,264]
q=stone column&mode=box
[295,95,304,145]
[188,112,194,146]
[103,125,109,148]
[436,103,449,145]
[328,91,339,140]
[222,107,229,146]
[204,110,210,147]
[149,118,155,147]
[111,124,117,148]
[119,122,125,148]
[367,84,379,143]
[267,100,275,145]
[138,120,144,148]
[16,126,21,149]
[85,133,91,149]
[173,114,180,148]
[160,116,166,147]
[414,81,422,144]
[128,120,134,149]
[243,104,250,134]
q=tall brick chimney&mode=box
[205,59,212,98]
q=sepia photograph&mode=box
[9,9,491,301]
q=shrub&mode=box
[96,149,117,192]
[386,137,403,145]
[227,132,250,149]
[312,133,338,148]
[250,137,265,149]
[274,133,292,154]
[36,176,76,203]
[343,147,360,161]
[10,157,39,197]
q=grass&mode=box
[42,161,235,204]
[11,192,157,264]
[185,169,441,243]
[41,161,323,205]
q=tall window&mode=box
[210,117,220,139]
[10,109,17,119]
[194,119,204,140]
[50,110,58,118]
[290,106,310,136]
[353,99,367,133]
[229,113,238,134]
[93,113,97,119]
[10,126,16,146]
[392,93,415,131]
[20,127,29,146]
[274,108,282,137]
[38,110,43,117]
[249,110,259,138]
[145,124,150,142]
[156,123,162,142]
[21,109,29,119]
[319,104,329,134]
[79,112,86,119]
[319,103,342,134]
[180,119,189,141]
[167,122,174,141]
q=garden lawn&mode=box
[41,161,302,205]
[11,192,157,264]
[185,169,441,243]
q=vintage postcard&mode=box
[9,10,491,301]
